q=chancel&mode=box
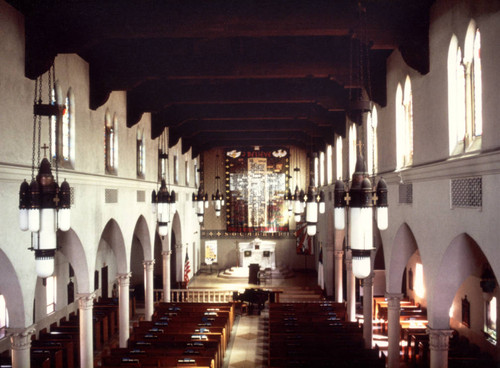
[0,1,499,368]
[238,238,276,271]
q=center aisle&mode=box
[223,308,269,368]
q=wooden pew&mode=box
[31,340,74,368]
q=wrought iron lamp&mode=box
[19,65,71,279]
[152,132,176,238]
[334,152,387,279]
[211,154,224,217]
[193,186,208,223]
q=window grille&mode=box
[137,190,145,203]
[399,183,413,204]
[105,189,118,203]
[451,177,482,208]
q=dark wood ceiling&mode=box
[9,0,434,156]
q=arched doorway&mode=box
[170,231,178,289]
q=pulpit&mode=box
[239,238,276,270]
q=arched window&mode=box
[367,106,378,176]
[319,151,325,187]
[137,129,145,178]
[46,275,56,314]
[348,123,357,179]
[105,110,117,174]
[335,135,343,181]
[51,84,75,168]
[396,77,413,169]
[464,23,482,151]
[326,144,333,185]
[448,35,466,155]
[185,158,190,186]
[314,155,319,188]
[194,159,199,188]
[0,294,8,339]
[403,76,414,167]
[448,22,482,156]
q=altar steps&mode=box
[218,265,295,280]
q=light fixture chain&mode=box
[31,78,39,179]
[37,113,42,167]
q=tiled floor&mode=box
[190,268,319,368]
[224,311,268,368]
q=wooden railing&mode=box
[154,288,237,303]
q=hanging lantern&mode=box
[334,151,388,280]
[305,186,318,236]
[318,190,326,214]
[334,180,346,231]
[212,189,223,217]
[19,66,71,279]
[292,186,304,222]
[194,187,207,223]
[156,179,171,237]
[153,132,176,238]
[375,178,388,230]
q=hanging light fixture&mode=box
[212,154,224,217]
[19,64,71,279]
[334,150,388,279]
[193,186,208,223]
[152,131,176,238]
[332,2,388,279]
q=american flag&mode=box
[184,252,191,285]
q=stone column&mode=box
[386,293,403,368]
[162,250,172,302]
[345,250,356,322]
[117,273,131,348]
[77,293,95,368]
[427,327,454,368]
[362,275,374,348]
[334,250,344,303]
[143,259,155,321]
[324,243,334,297]
[9,327,35,368]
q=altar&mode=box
[238,238,276,270]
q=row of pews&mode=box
[27,297,120,368]
[268,302,386,367]
[101,302,234,368]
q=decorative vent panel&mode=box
[105,188,118,203]
[451,177,482,208]
[399,183,413,204]
[137,190,145,203]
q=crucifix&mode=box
[41,143,49,157]
[356,140,364,157]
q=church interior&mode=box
[1,0,500,367]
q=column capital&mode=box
[427,327,454,352]
[76,292,96,310]
[143,259,155,270]
[8,326,36,350]
[117,272,132,286]
[385,292,404,309]
[162,250,172,257]
[362,274,374,287]
[334,250,344,258]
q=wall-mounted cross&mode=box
[344,192,351,205]
[356,140,364,156]
[372,192,379,205]
[41,143,49,157]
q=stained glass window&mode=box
[225,147,289,233]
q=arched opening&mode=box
[0,250,25,328]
